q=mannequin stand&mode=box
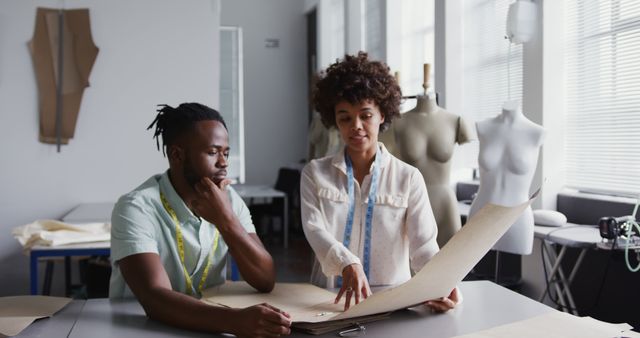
[495,251,501,284]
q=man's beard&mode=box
[183,160,201,189]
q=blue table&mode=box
[30,242,111,295]
[30,242,242,295]
[29,203,115,295]
[29,202,247,295]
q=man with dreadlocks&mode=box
[109,103,291,337]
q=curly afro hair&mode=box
[313,52,402,132]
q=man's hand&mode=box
[191,177,275,292]
[425,288,460,313]
[191,177,235,227]
[335,263,372,311]
[233,303,292,338]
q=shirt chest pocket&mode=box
[373,194,407,223]
[317,188,348,203]
[371,195,408,241]
[317,188,349,230]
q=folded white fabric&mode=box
[533,209,568,227]
[12,220,110,249]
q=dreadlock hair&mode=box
[147,102,227,156]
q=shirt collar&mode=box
[330,142,391,175]
[159,170,201,225]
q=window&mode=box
[398,0,435,97]
[459,0,523,170]
[220,26,245,183]
[462,0,523,124]
[364,0,386,61]
[564,0,640,196]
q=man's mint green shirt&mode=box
[109,171,255,298]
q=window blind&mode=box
[564,0,640,196]
[461,0,523,166]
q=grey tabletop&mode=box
[62,280,552,338]
[67,298,215,338]
[304,280,553,338]
[534,224,601,248]
[13,299,85,338]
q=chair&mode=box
[249,168,301,243]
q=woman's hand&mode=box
[425,287,460,313]
[335,263,372,311]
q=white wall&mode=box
[521,0,567,305]
[0,0,220,296]
[539,0,566,211]
[220,0,307,185]
[434,0,474,180]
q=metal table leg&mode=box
[283,195,289,249]
[30,252,39,295]
[539,241,586,315]
[546,244,579,315]
[43,260,54,295]
[65,256,72,296]
[539,241,570,311]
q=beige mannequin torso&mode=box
[308,112,342,159]
[378,126,399,157]
[393,95,474,246]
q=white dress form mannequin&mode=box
[393,94,475,247]
[308,111,342,159]
[468,101,545,255]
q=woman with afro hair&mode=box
[301,52,459,312]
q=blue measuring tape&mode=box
[338,146,381,286]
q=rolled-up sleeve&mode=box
[300,165,361,277]
[406,169,440,273]
[110,195,159,263]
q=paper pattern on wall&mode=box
[28,7,98,146]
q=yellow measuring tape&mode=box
[160,192,219,295]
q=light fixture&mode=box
[506,0,537,44]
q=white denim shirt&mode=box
[301,143,440,287]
